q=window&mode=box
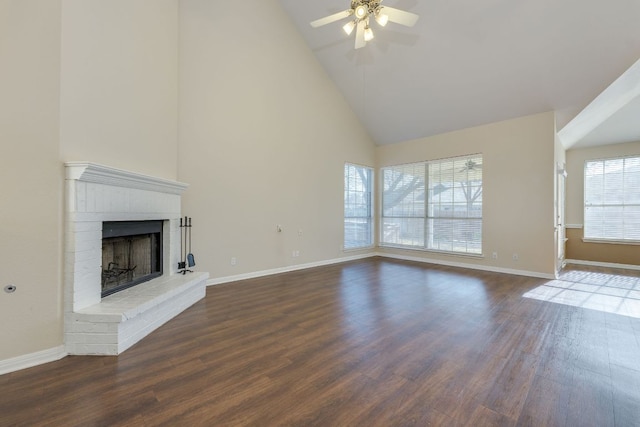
[344,163,373,249]
[381,154,482,255]
[584,156,640,242]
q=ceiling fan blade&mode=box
[355,20,366,49]
[310,9,353,28]
[381,6,419,27]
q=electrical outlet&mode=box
[512,253,519,261]
[492,252,498,260]
[231,257,237,266]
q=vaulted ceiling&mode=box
[278,0,640,147]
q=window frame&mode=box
[583,155,640,245]
[344,162,374,250]
[380,154,483,256]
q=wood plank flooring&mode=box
[2,257,640,426]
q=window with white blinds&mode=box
[381,154,482,255]
[344,163,373,249]
[584,156,640,242]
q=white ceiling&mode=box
[575,95,640,148]
[558,58,640,149]
[278,0,640,147]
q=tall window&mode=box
[381,154,482,255]
[584,156,640,242]
[344,163,373,249]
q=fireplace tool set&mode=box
[179,216,195,274]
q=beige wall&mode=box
[0,0,563,365]
[0,0,63,360]
[565,140,640,265]
[178,0,376,279]
[0,0,181,362]
[377,112,557,276]
[59,0,179,180]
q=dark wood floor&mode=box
[2,258,640,426]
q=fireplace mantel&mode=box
[65,162,188,195]
[64,162,207,355]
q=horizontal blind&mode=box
[344,163,373,249]
[428,156,482,253]
[381,154,482,254]
[382,163,426,247]
[584,156,640,241]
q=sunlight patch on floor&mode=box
[523,271,640,319]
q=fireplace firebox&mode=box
[102,220,163,297]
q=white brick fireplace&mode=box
[64,162,208,355]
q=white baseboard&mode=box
[207,251,556,286]
[565,259,640,271]
[0,346,67,376]
[379,252,556,280]
[207,252,375,286]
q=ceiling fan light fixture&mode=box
[364,25,374,41]
[343,20,356,35]
[375,11,389,26]
[310,1,418,49]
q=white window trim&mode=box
[582,238,640,246]
[380,243,486,258]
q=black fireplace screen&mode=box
[101,220,163,297]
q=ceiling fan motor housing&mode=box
[351,0,382,21]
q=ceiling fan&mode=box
[310,1,419,49]
[460,159,482,172]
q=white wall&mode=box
[59,0,179,180]
[178,0,376,279]
[0,0,63,360]
[377,112,557,277]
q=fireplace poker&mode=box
[187,217,195,268]
[178,217,186,271]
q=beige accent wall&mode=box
[376,112,557,276]
[565,140,640,265]
[0,0,63,360]
[59,0,179,180]
[566,228,639,265]
[178,0,376,279]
